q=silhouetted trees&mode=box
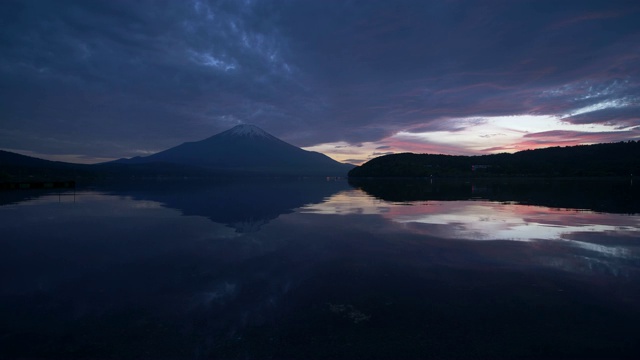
[349,141,640,177]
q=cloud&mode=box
[562,106,640,128]
[1,0,639,161]
[343,158,367,165]
[523,129,640,144]
[0,0,301,157]
[480,128,640,152]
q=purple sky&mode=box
[1,0,639,164]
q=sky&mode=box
[1,0,639,165]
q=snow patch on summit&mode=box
[228,124,272,138]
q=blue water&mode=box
[1,178,639,359]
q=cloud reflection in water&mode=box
[302,189,640,261]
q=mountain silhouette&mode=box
[112,124,354,176]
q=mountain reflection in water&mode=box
[1,178,639,359]
[98,178,352,233]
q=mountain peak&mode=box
[111,123,354,176]
[226,124,271,138]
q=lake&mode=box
[1,178,639,359]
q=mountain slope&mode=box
[0,150,63,167]
[114,124,354,176]
[0,150,93,181]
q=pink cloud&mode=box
[383,138,479,156]
[493,129,640,151]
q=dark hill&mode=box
[0,150,93,181]
[1,150,64,168]
[348,141,640,177]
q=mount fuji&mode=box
[111,124,354,176]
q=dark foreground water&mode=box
[1,178,639,359]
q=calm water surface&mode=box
[1,178,639,359]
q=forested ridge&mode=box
[349,141,640,177]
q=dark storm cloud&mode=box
[295,0,640,142]
[1,0,639,161]
[304,0,640,140]
[564,106,640,128]
[0,0,301,159]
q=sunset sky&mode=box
[1,0,639,164]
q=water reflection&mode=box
[303,185,640,278]
[304,191,640,243]
[349,177,640,213]
[97,178,351,232]
[1,179,640,359]
[0,178,351,232]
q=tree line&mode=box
[348,141,640,177]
